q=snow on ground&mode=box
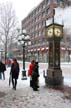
[0,62,71,108]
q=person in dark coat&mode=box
[32,62,39,91]
[1,62,6,80]
[10,58,20,90]
[0,60,6,80]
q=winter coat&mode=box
[31,63,39,89]
[28,63,34,76]
[10,62,19,79]
[32,63,39,80]
[0,62,6,72]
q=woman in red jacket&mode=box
[28,60,35,87]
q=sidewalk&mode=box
[0,66,71,108]
[0,81,71,108]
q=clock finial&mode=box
[53,8,55,24]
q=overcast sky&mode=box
[0,0,42,21]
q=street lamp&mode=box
[18,30,31,80]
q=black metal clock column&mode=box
[45,9,64,86]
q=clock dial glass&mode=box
[47,28,53,37]
[54,28,61,36]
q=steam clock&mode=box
[45,10,64,85]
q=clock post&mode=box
[45,12,64,86]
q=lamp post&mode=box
[18,30,30,80]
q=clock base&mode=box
[45,68,64,86]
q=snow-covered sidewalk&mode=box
[0,83,71,108]
[0,63,71,108]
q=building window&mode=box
[54,0,59,3]
[39,15,41,20]
[35,25,38,30]
[32,27,34,32]
[42,21,45,27]
[60,0,64,7]
[39,7,41,12]
[32,34,35,37]
[45,0,51,4]
[42,11,45,18]
[39,32,41,36]
[36,17,38,22]
[46,8,50,14]
[35,18,36,22]
[42,4,45,9]
[42,30,45,36]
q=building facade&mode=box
[22,0,71,62]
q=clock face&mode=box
[54,28,61,37]
[47,28,53,37]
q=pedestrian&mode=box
[6,59,11,67]
[31,61,39,91]
[1,62,6,80]
[0,60,6,80]
[28,60,35,87]
[0,60,3,79]
[10,58,20,90]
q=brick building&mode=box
[22,0,71,62]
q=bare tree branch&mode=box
[0,2,19,62]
